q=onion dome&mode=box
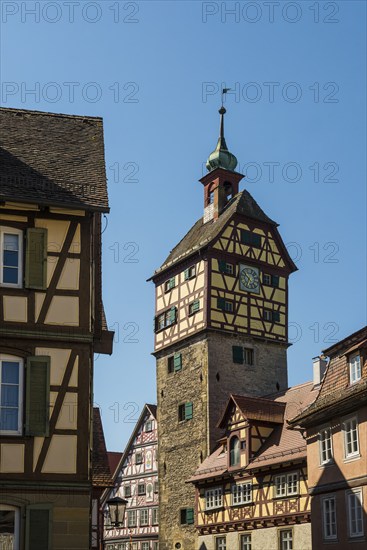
[206,106,238,172]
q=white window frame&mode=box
[231,482,252,505]
[141,543,150,550]
[127,509,137,527]
[240,533,251,550]
[0,227,23,288]
[0,504,20,550]
[152,507,158,525]
[215,536,226,550]
[279,529,293,550]
[0,355,23,435]
[205,487,223,510]
[274,472,298,498]
[139,508,149,526]
[145,419,153,432]
[322,495,337,541]
[342,416,360,459]
[349,353,362,384]
[319,426,333,465]
[347,488,364,538]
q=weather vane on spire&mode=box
[221,88,231,107]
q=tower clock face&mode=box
[239,265,260,293]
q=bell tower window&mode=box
[224,181,233,202]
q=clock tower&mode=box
[150,107,297,549]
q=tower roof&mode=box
[150,189,280,278]
[206,106,238,172]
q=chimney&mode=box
[313,355,328,387]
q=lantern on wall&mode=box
[106,496,128,527]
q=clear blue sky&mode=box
[1,1,366,451]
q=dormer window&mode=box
[349,353,361,384]
[229,436,240,467]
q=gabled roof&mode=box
[0,107,109,212]
[189,382,317,482]
[92,408,114,488]
[217,394,286,429]
[109,403,157,484]
[150,190,283,279]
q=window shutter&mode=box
[240,229,251,245]
[271,275,279,287]
[186,508,194,524]
[174,353,182,372]
[25,356,50,436]
[26,506,51,550]
[193,300,200,312]
[218,260,227,273]
[25,228,47,289]
[185,402,193,420]
[169,277,175,289]
[232,346,244,364]
[273,311,280,322]
[153,317,157,333]
[217,297,226,310]
[184,268,189,280]
[169,306,177,325]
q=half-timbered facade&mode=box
[149,107,297,548]
[0,107,113,549]
[190,382,317,550]
[103,404,159,550]
[290,326,367,549]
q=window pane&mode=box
[0,409,18,431]
[0,509,15,547]
[1,385,19,407]
[2,362,20,384]
[4,234,19,250]
[3,267,18,284]
[3,250,19,268]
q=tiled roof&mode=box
[107,452,123,477]
[0,107,109,212]
[218,394,286,428]
[190,382,317,481]
[151,190,280,278]
[92,408,114,488]
[290,327,367,425]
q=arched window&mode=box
[207,183,215,206]
[224,182,233,202]
[229,436,240,467]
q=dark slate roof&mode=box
[151,190,277,278]
[92,408,114,488]
[0,107,109,212]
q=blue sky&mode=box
[1,1,366,451]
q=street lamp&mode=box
[106,496,128,528]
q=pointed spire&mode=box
[206,105,238,172]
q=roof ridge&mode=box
[0,106,102,121]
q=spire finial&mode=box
[206,90,238,173]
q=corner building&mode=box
[149,108,297,549]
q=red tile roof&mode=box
[218,394,286,428]
[189,382,317,482]
[92,408,114,488]
[107,452,123,477]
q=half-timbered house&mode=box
[0,107,113,549]
[149,106,297,548]
[103,404,159,550]
[290,326,367,549]
[189,382,317,550]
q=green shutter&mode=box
[169,306,177,325]
[232,346,244,364]
[186,508,194,524]
[217,297,225,310]
[25,506,52,550]
[272,275,279,287]
[25,228,47,289]
[184,268,189,280]
[193,300,200,312]
[218,260,227,273]
[153,317,157,332]
[273,311,280,322]
[185,402,193,420]
[25,356,50,436]
[174,353,182,372]
[169,277,175,289]
[240,229,251,245]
